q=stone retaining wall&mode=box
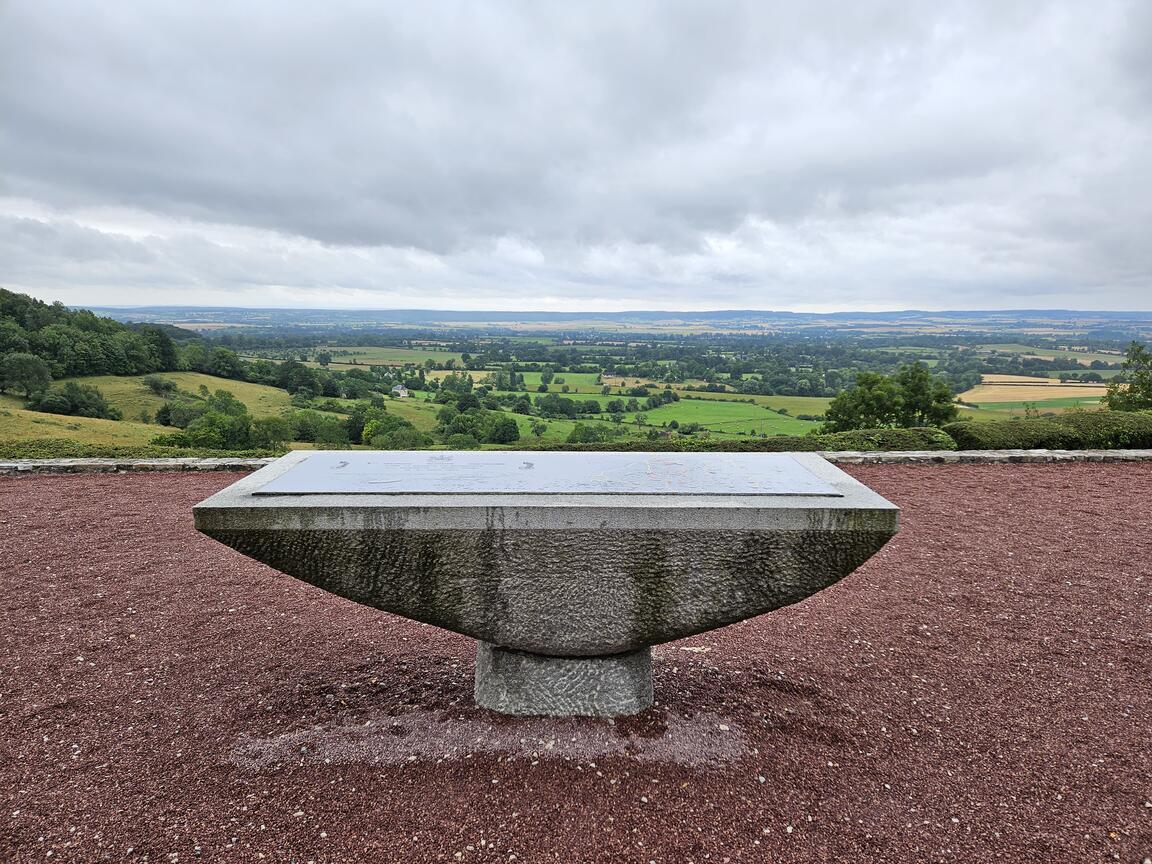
[3,450,1152,475]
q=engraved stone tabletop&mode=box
[252,450,843,497]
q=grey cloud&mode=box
[0,0,1148,308]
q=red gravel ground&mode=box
[1,465,1150,863]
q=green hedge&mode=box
[0,438,283,460]
[942,411,1152,450]
[519,426,956,452]
[941,419,1084,450]
[1047,410,1152,449]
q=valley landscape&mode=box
[3,293,1149,460]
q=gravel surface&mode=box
[2,465,1149,863]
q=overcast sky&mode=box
[1,1,1150,311]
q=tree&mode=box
[486,416,521,444]
[823,364,957,432]
[251,417,293,449]
[1,352,52,397]
[1104,341,1152,411]
[529,419,548,438]
[894,362,958,427]
[822,372,904,432]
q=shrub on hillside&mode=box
[27,382,121,420]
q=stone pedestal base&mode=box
[474,643,653,716]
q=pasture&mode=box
[519,371,604,393]
[0,404,159,446]
[621,398,820,435]
[59,373,297,420]
[320,346,465,366]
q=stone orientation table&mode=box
[193,450,898,716]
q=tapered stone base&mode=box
[474,643,653,716]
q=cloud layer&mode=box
[1,1,1149,310]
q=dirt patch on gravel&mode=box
[1,465,1149,862]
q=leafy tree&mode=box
[823,364,956,432]
[822,372,904,432]
[529,419,548,438]
[181,412,253,449]
[251,416,293,449]
[894,362,959,427]
[486,416,521,444]
[1105,341,1152,411]
[1,352,52,397]
[371,426,430,449]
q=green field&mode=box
[970,396,1103,413]
[676,392,831,416]
[618,398,820,435]
[319,346,465,366]
[519,371,604,393]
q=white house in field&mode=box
[391,384,410,398]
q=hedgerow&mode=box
[517,426,955,452]
[943,411,1152,450]
[0,438,283,460]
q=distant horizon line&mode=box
[85,304,1152,316]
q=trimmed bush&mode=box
[941,419,1082,450]
[942,411,1152,450]
[517,426,956,453]
[1049,410,1152,449]
[0,438,282,460]
[820,427,957,452]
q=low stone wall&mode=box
[3,449,1152,475]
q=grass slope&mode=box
[59,373,295,420]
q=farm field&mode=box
[519,371,603,393]
[972,397,1106,412]
[674,391,832,416]
[960,382,1109,404]
[981,374,1073,385]
[620,398,819,435]
[977,343,1126,366]
[958,374,1113,416]
[320,346,465,366]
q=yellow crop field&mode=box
[960,382,1109,403]
[981,374,1072,385]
